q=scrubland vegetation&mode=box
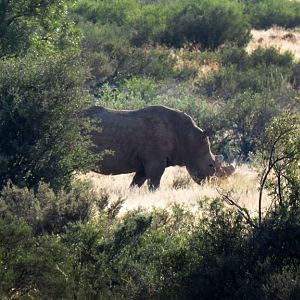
[0,0,300,298]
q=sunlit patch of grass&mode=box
[247,26,300,60]
[79,164,271,217]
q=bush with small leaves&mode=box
[0,54,96,191]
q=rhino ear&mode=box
[215,155,224,165]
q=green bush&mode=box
[75,0,251,50]
[79,21,133,86]
[0,0,79,57]
[128,4,167,47]
[0,180,101,234]
[248,0,300,29]
[292,62,300,89]
[198,47,297,100]
[0,54,95,191]
[162,0,251,49]
[250,47,294,67]
[1,0,300,297]
[74,0,139,25]
[220,92,279,158]
[1,184,300,299]
[0,220,70,299]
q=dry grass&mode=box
[79,164,271,217]
[247,26,300,60]
[169,46,220,78]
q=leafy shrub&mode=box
[74,0,139,25]
[0,220,70,299]
[195,46,298,158]
[162,0,251,49]
[128,4,167,47]
[75,0,251,50]
[292,62,300,89]
[262,267,300,300]
[140,47,179,80]
[79,19,180,87]
[0,54,95,191]
[0,0,79,57]
[198,46,297,100]
[248,0,300,29]
[1,183,300,299]
[79,21,133,86]
[220,92,279,158]
[220,45,294,69]
[0,180,101,234]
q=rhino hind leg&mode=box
[130,171,147,188]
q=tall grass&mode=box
[80,164,271,216]
[247,26,300,60]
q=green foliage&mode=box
[195,46,299,158]
[79,21,132,86]
[0,180,101,234]
[75,0,251,50]
[74,0,139,25]
[79,19,179,88]
[214,87,298,159]
[0,0,300,297]
[248,0,300,29]
[0,54,95,191]
[0,0,80,57]
[128,4,167,47]
[219,92,278,158]
[199,46,296,100]
[0,179,300,299]
[261,112,300,209]
[162,0,251,49]
[0,220,69,299]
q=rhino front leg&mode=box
[145,161,165,191]
[130,171,147,188]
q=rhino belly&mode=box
[98,151,143,175]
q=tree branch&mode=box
[218,189,257,229]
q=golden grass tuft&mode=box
[79,164,271,216]
[247,26,300,60]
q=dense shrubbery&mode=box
[199,46,296,100]
[194,47,299,158]
[74,0,251,50]
[161,0,250,49]
[0,0,80,57]
[0,54,96,191]
[247,0,300,29]
[1,130,300,298]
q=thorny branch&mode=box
[217,189,257,229]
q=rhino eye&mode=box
[209,164,214,167]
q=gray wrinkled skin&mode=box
[83,105,234,190]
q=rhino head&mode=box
[184,129,235,184]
